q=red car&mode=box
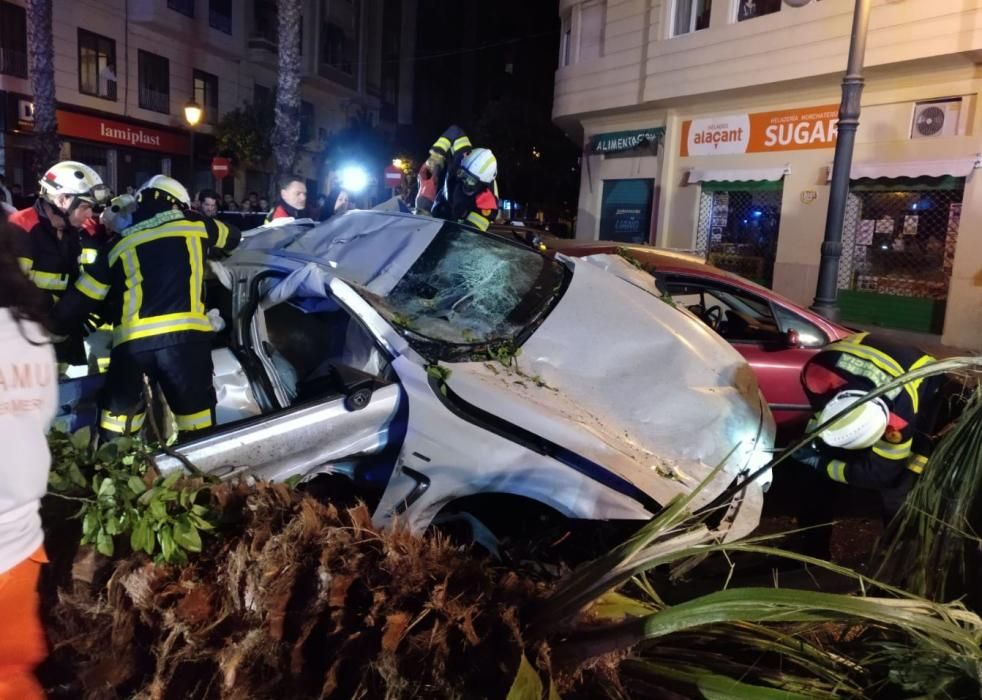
[502,231,852,441]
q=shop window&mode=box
[138,50,170,114]
[673,0,711,36]
[0,1,27,77]
[193,69,219,124]
[737,0,782,21]
[167,0,194,18]
[695,183,783,287]
[599,179,654,244]
[579,1,605,62]
[836,178,964,334]
[78,29,117,101]
[209,0,232,34]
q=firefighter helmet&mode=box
[460,148,497,184]
[138,175,191,208]
[818,390,890,450]
[38,161,109,206]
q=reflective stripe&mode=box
[31,270,69,291]
[908,453,929,474]
[465,211,490,231]
[96,357,111,373]
[827,460,848,483]
[120,249,143,324]
[17,257,33,274]
[452,136,472,152]
[187,237,204,315]
[75,272,110,301]
[872,438,913,461]
[79,248,98,265]
[906,354,936,411]
[109,224,207,266]
[175,408,213,432]
[831,336,924,411]
[113,313,213,345]
[100,409,146,434]
[214,220,230,249]
[433,136,452,152]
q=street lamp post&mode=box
[184,100,202,192]
[802,0,873,320]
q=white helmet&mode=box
[38,161,109,206]
[818,390,890,450]
[460,148,498,185]
[138,174,191,207]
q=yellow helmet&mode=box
[138,174,191,207]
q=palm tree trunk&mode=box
[272,0,302,182]
[25,0,60,180]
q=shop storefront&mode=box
[1,91,189,195]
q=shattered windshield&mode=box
[361,222,568,348]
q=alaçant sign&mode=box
[681,104,839,157]
[590,127,665,155]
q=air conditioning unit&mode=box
[911,98,962,139]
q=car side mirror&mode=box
[335,364,375,411]
[785,328,801,348]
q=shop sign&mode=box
[16,105,188,154]
[590,127,665,155]
[681,104,839,157]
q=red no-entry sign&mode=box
[211,157,231,179]
[384,165,402,187]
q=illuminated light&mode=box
[339,164,370,193]
[183,101,202,127]
[392,158,405,169]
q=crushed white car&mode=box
[58,210,774,540]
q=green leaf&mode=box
[130,517,154,555]
[161,472,181,489]
[95,442,118,462]
[70,427,92,451]
[505,654,544,700]
[104,513,121,536]
[138,487,157,506]
[97,478,116,499]
[589,591,659,622]
[68,463,88,488]
[82,509,100,537]
[127,476,147,495]
[48,471,68,491]
[173,519,203,553]
[191,504,210,516]
[189,513,215,531]
[159,525,177,562]
[96,529,114,557]
[149,499,168,521]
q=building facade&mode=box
[554,0,982,350]
[0,0,416,202]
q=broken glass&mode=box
[362,222,568,347]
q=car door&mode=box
[156,267,406,488]
[661,273,827,441]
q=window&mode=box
[138,50,170,114]
[253,83,272,108]
[673,0,711,36]
[772,305,828,348]
[579,1,605,62]
[167,0,194,17]
[78,30,117,100]
[300,101,315,143]
[193,70,219,124]
[560,12,572,66]
[321,22,353,74]
[0,1,27,77]
[251,0,278,46]
[664,277,784,344]
[209,0,232,34]
[737,0,782,21]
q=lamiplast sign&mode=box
[681,104,839,157]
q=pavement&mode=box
[851,324,979,359]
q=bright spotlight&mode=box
[339,165,370,194]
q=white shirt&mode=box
[0,310,56,573]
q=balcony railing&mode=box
[0,47,28,77]
[139,86,170,114]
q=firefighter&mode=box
[416,125,500,232]
[7,161,109,364]
[52,175,240,440]
[794,332,946,517]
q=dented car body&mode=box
[59,211,775,540]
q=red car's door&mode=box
[661,274,831,443]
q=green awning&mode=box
[700,179,784,193]
[589,127,664,155]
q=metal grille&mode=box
[838,185,963,301]
[696,188,783,287]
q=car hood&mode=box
[444,255,774,517]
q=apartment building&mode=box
[554,0,982,349]
[0,0,417,201]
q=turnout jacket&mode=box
[804,332,941,489]
[55,208,240,352]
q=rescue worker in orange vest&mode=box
[415,125,500,232]
[7,161,110,364]
[52,175,240,440]
[794,332,945,517]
